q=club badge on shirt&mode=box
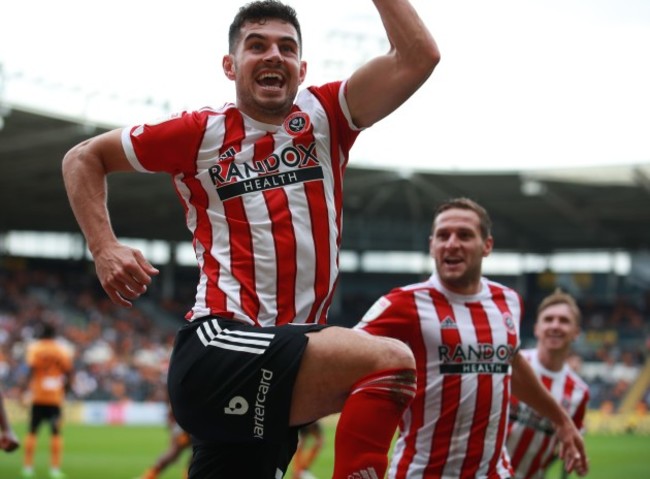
[502,313,516,334]
[284,112,311,136]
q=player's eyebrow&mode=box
[243,32,299,49]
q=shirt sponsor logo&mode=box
[438,343,516,374]
[441,363,510,374]
[253,368,274,439]
[209,143,323,201]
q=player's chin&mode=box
[438,268,465,282]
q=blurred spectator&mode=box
[610,296,644,333]
[1,260,648,408]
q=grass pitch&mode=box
[0,422,648,478]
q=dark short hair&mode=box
[228,0,302,53]
[433,197,492,240]
[537,288,582,326]
[38,321,56,339]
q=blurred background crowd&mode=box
[1,257,649,415]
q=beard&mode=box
[436,261,483,293]
[235,82,299,122]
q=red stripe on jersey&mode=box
[304,179,330,323]
[563,374,576,406]
[537,375,575,473]
[185,114,229,320]
[260,133,297,325]
[489,284,519,349]
[487,284,518,476]
[392,293,431,479]
[573,384,590,429]
[217,111,259,324]
[461,302,493,478]
[395,292,428,479]
[293,96,344,323]
[526,434,552,479]
[307,85,348,247]
[423,289,462,478]
[295,116,331,324]
[522,375,554,477]
[510,418,536,471]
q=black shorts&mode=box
[167,316,327,440]
[189,428,300,478]
[29,404,62,434]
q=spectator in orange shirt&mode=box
[20,321,73,479]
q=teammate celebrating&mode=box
[506,289,590,478]
[354,198,589,478]
[20,322,73,479]
[61,1,440,477]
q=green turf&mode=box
[546,433,650,479]
[1,422,648,478]
[0,423,190,479]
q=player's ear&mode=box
[223,55,236,81]
[298,60,307,84]
[482,235,494,257]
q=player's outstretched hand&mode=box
[556,419,588,476]
[94,243,159,307]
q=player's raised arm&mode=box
[346,0,440,128]
[62,130,159,307]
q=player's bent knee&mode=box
[376,335,415,371]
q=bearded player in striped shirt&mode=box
[506,290,590,479]
[354,198,589,479]
[62,1,440,477]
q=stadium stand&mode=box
[0,257,648,417]
[1,105,649,427]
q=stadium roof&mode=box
[1,107,649,254]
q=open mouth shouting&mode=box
[256,71,285,92]
[442,256,464,270]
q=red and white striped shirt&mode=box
[121,81,360,326]
[506,348,590,479]
[355,273,522,479]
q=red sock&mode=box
[332,368,416,479]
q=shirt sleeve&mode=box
[354,289,415,344]
[307,81,362,159]
[121,110,209,174]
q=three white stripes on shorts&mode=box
[196,319,274,355]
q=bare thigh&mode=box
[289,326,414,425]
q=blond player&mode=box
[506,290,590,479]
